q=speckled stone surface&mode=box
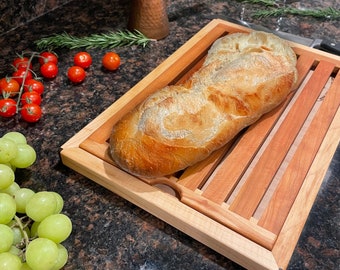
[0,0,339,269]
[0,0,72,34]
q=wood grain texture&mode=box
[198,54,315,204]
[61,19,340,270]
[258,71,340,234]
[229,60,335,219]
[272,108,340,270]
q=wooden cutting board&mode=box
[61,19,340,270]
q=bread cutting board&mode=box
[61,19,340,270]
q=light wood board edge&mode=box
[59,19,340,269]
[273,108,340,270]
[60,147,280,270]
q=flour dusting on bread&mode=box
[109,31,298,177]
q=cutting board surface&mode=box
[61,20,340,270]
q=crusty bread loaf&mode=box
[109,31,298,177]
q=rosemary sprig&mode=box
[253,7,340,19]
[236,0,275,7]
[236,0,340,19]
[35,30,153,50]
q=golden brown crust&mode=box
[109,31,298,177]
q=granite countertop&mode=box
[0,0,339,269]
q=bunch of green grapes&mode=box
[0,132,72,270]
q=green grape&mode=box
[0,164,15,190]
[0,252,22,270]
[8,245,21,256]
[0,193,16,224]
[10,144,36,169]
[25,238,59,270]
[0,138,18,163]
[2,131,27,145]
[0,224,14,252]
[13,188,35,214]
[38,214,72,243]
[20,262,33,270]
[0,182,20,196]
[51,244,68,270]
[2,162,16,171]
[51,192,64,214]
[30,221,40,238]
[25,191,57,222]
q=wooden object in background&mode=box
[128,0,169,40]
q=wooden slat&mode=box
[179,53,315,194]
[179,186,277,250]
[258,71,340,234]
[229,60,335,219]
[273,109,340,270]
[200,53,313,203]
[200,103,286,203]
[80,138,113,164]
[292,45,340,67]
[61,146,280,270]
[177,141,234,190]
[61,20,340,270]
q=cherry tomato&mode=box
[21,91,42,105]
[74,52,92,69]
[102,52,121,71]
[12,56,32,70]
[40,62,58,79]
[12,69,33,85]
[0,98,17,117]
[20,103,42,122]
[24,79,44,95]
[67,66,86,83]
[0,77,20,97]
[38,52,58,65]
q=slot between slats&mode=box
[258,69,340,234]
[228,60,335,219]
[178,53,315,193]
[198,54,315,204]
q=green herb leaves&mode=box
[254,7,340,19]
[35,30,152,51]
[236,0,340,20]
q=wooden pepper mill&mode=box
[128,0,169,40]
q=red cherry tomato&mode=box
[20,103,42,122]
[74,52,92,69]
[102,52,121,71]
[40,62,58,79]
[21,91,42,105]
[39,52,58,65]
[67,66,86,83]
[0,98,17,117]
[12,56,33,70]
[12,69,33,85]
[0,77,20,97]
[24,79,44,95]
